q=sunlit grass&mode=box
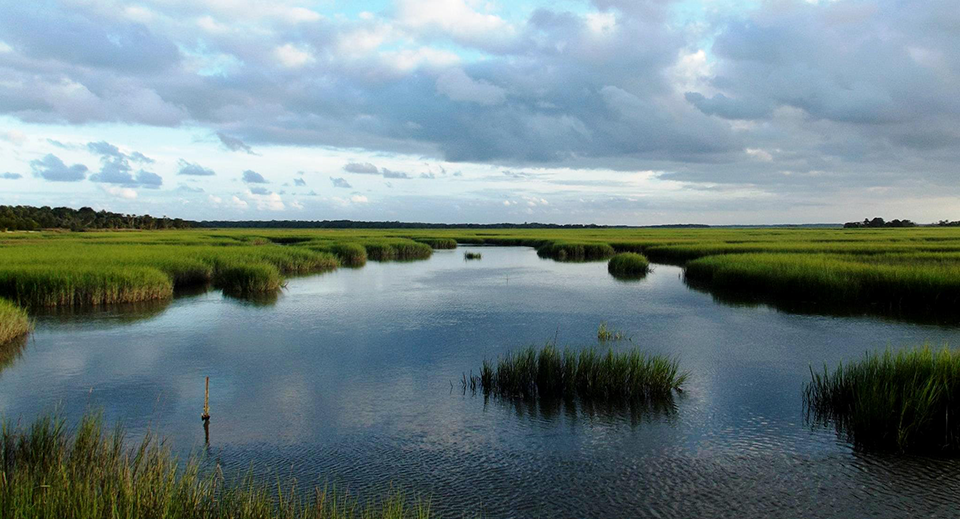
[0,298,30,345]
[607,252,649,279]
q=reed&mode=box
[413,238,457,250]
[597,322,629,342]
[804,345,960,454]
[463,252,482,260]
[470,344,686,401]
[607,253,650,279]
[0,299,31,344]
[362,240,433,261]
[212,263,283,296]
[0,412,432,519]
[0,266,174,307]
[536,242,616,262]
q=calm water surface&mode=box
[3,247,960,517]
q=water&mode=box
[2,246,960,517]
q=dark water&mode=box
[3,246,960,517]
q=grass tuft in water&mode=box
[607,253,650,279]
[463,252,482,260]
[0,412,433,519]
[0,299,31,345]
[212,263,284,296]
[469,344,686,402]
[597,322,629,342]
[804,345,960,455]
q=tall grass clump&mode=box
[536,242,616,262]
[463,252,482,260]
[362,240,433,262]
[472,344,686,401]
[0,266,173,307]
[212,263,283,296]
[805,345,960,454]
[607,253,650,279]
[0,299,30,345]
[413,238,457,250]
[0,412,432,519]
[327,243,368,267]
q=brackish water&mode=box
[3,246,960,517]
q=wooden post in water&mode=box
[201,376,210,422]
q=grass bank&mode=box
[0,413,432,519]
[0,298,30,344]
[468,344,687,401]
[805,345,960,455]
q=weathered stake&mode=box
[201,376,210,421]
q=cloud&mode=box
[230,196,248,209]
[177,184,204,193]
[330,176,352,188]
[177,160,215,176]
[381,168,410,179]
[242,169,268,183]
[87,141,162,187]
[249,186,270,195]
[217,132,255,154]
[420,172,436,179]
[294,178,306,186]
[351,194,369,203]
[436,68,506,106]
[343,162,380,174]
[1,172,22,179]
[0,130,27,146]
[103,186,138,199]
[274,43,315,68]
[30,154,87,182]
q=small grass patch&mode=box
[212,263,283,296]
[463,252,482,260]
[607,252,650,279]
[0,299,30,345]
[467,344,686,401]
[0,412,432,519]
[597,322,629,342]
[804,345,960,455]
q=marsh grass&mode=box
[0,299,30,345]
[362,240,433,262]
[0,266,174,307]
[212,263,284,296]
[684,253,960,309]
[597,322,629,342]
[804,345,960,454]
[467,344,686,402]
[0,412,433,519]
[413,238,457,250]
[607,253,650,279]
[536,242,616,262]
[463,252,482,260]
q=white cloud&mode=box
[208,195,223,204]
[104,186,137,199]
[230,195,249,209]
[351,194,369,203]
[274,44,315,68]
[436,68,506,106]
[382,47,459,72]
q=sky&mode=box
[0,0,959,225]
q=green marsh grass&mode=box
[470,344,686,401]
[212,263,284,296]
[0,298,30,344]
[607,252,650,279]
[805,345,960,454]
[0,412,433,519]
[684,253,960,309]
[412,238,457,249]
[536,242,616,262]
[463,252,482,260]
[597,322,629,342]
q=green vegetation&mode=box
[212,263,283,296]
[412,238,457,249]
[463,252,482,260]
[684,253,960,309]
[0,412,432,519]
[0,299,30,345]
[360,240,433,261]
[0,204,193,231]
[805,345,960,455]
[607,252,650,279]
[469,344,687,401]
[536,241,616,262]
[597,322,629,342]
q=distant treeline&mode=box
[0,205,194,231]
[844,217,917,229]
[936,220,960,227]
[196,220,711,229]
